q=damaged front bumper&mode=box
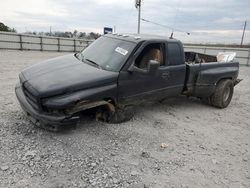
[15,83,80,131]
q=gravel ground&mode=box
[0,50,249,188]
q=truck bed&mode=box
[184,60,239,98]
[185,52,217,64]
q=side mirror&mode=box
[128,60,159,75]
[147,60,160,75]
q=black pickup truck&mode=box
[15,34,241,131]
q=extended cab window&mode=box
[167,43,183,65]
[134,43,164,69]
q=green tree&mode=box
[0,22,16,32]
[88,32,101,39]
[73,30,78,37]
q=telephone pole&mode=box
[241,20,247,46]
[135,0,142,34]
[50,26,52,36]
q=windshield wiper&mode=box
[85,58,102,69]
[76,54,102,69]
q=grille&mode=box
[22,85,40,111]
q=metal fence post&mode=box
[74,39,76,52]
[247,49,250,66]
[40,36,43,51]
[19,34,23,50]
[86,41,91,49]
[58,38,60,52]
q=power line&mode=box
[141,18,190,37]
[172,0,183,30]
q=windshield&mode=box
[77,36,136,72]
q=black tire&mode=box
[210,79,234,108]
[96,106,134,123]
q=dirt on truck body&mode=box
[15,34,241,131]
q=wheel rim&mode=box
[223,86,231,103]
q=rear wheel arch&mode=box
[216,77,233,86]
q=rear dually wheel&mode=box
[210,79,234,108]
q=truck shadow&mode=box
[31,96,213,133]
[68,96,212,131]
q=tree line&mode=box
[23,30,101,39]
[0,22,101,39]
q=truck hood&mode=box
[20,54,119,98]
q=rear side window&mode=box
[167,43,183,65]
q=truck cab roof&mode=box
[104,33,181,44]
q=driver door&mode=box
[117,41,186,105]
[117,42,167,104]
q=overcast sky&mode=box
[1,0,250,44]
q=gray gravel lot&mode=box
[0,50,249,188]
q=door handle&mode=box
[161,72,170,79]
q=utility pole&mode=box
[135,0,142,34]
[241,20,247,46]
[50,26,52,36]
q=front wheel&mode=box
[96,105,134,123]
[210,79,234,108]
